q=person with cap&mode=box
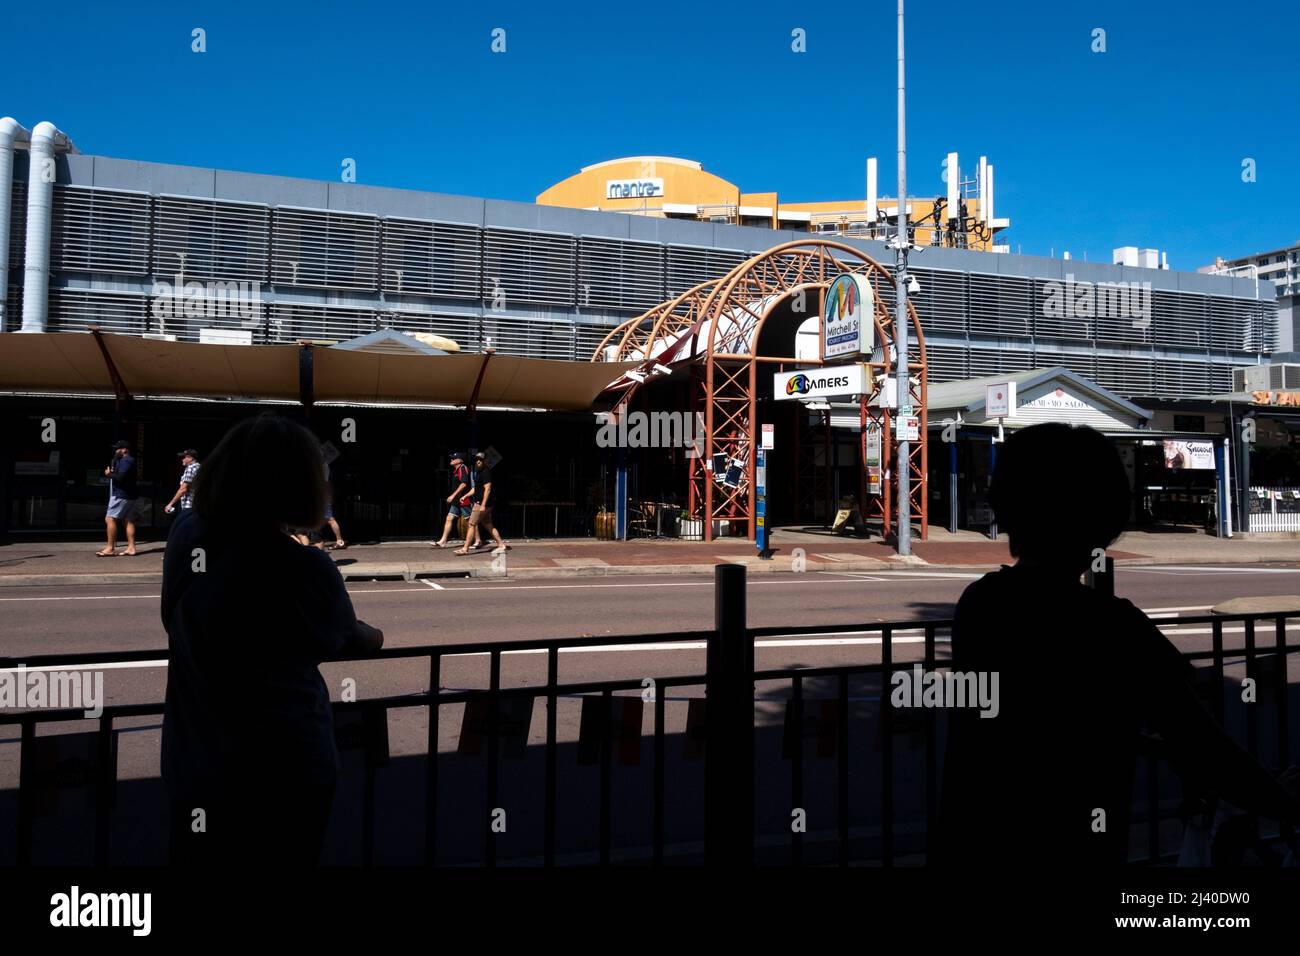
[164,449,201,515]
[455,451,508,556]
[98,440,138,557]
[432,451,479,550]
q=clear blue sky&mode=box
[2,0,1296,270]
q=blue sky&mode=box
[1,0,1296,270]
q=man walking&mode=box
[455,451,508,556]
[98,440,138,557]
[164,448,200,515]
[433,451,479,550]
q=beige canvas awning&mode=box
[0,332,637,411]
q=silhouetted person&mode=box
[161,415,383,867]
[935,423,1299,866]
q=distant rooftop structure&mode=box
[1113,246,1169,270]
[537,153,1012,253]
[1200,241,1300,299]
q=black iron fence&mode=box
[1,561,1296,866]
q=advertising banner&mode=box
[822,273,874,360]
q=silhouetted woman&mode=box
[160,415,383,866]
[935,422,1299,867]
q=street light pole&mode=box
[894,0,912,556]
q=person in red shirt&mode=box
[432,451,479,550]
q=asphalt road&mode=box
[3,564,1299,865]
[4,563,1300,699]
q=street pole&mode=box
[894,0,912,556]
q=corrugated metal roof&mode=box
[926,366,1152,420]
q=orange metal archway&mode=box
[593,239,927,544]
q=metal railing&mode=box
[1,562,1296,866]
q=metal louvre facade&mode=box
[153,195,271,283]
[49,185,151,276]
[381,217,480,299]
[4,154,1276,395]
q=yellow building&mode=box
[537,155,1011,252]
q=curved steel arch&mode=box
[592,238,928,544]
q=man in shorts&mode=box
[455,452,508,556]
[433,451,479,550]
[98,440,138,557]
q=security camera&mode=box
[907,276,921,294]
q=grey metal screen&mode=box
[271,207,380,291]
[267,301,376,343]
[153,196,271,284]
[50,186,151,276]
[380,218,481,299]
[47,288,149,336]
[578,237,665,311]
[482,228,576,307]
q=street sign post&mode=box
[756,447,772,558]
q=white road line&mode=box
[5,616,1269,673]
[1131,566,1300,575]
[0,660,167,674]
[421,580,446,590]
[449,633,951,657]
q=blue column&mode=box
[615,448,628,541]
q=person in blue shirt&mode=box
[98,440,138,557]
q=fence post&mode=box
[706,563,753,865]
[1085,554,1115,597]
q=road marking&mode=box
[0,660,167,674]
[1131,566,1300,575]
[421,580,446,590]
[6,616,1270,674]
[447,632,952,657]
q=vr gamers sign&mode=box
[774,363,867,401]
[606,178,664,200]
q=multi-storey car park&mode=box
[0,129,1291,540]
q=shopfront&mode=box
[919,367,1229,536]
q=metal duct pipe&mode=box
[0,117,30,331]
[21,121,75,333]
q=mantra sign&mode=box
[605,178,664,200]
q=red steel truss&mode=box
[593,239,926,545]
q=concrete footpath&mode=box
[0,525,1297,587]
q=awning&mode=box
[312,348,638,410]
[0,331,302,400]
[0,332,638,411]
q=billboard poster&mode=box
[1162,440,1214,471]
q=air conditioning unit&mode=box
[199,328,253,346]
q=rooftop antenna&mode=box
[866,157,878,232]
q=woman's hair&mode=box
[988,423,1131,565]
[192,415,327,531]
